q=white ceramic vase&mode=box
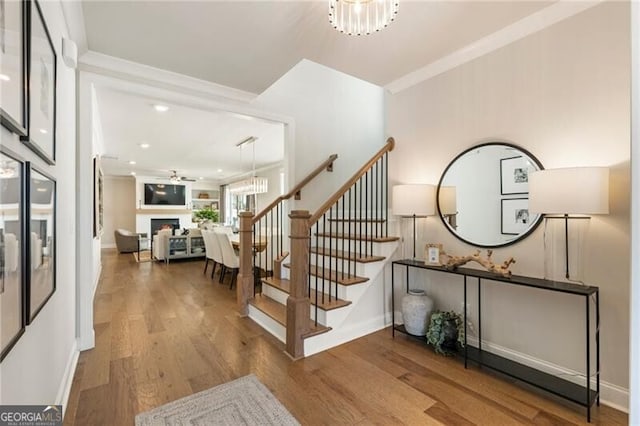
[401,289,434,336]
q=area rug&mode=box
[135,374,300,426]
[133,251,152,263]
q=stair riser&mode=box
[309,255,384,278]
[316,221,388,236]
[262,281,344,328]
[312,238,398,258]
[262,283,288,305]
[247,305,286,343]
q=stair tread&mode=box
[283,264,369,286]
[310,247,385,263]
[315,232,399,242]
[263,277,352,311]
[249,295,331,338]
[328,218,386,223]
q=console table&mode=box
[165,235,206,263]
[391,259,600,422]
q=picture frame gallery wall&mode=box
[0,0,57,361]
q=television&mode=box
[144,183,186,206]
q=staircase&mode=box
[238,138,398,358]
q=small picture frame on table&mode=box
[425,243,443,265]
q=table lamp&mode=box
[392,184,436,259]
[529,167,609,279]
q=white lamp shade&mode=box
[529,167,609,215]
[438,186,457,215]
[392,184,436,217]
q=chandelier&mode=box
[329,0,399,36]
[229,136,268,195]
[228,176,268,195]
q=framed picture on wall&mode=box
[500,156,532,195]
[0,0,27,136]
[20,0,56,165]
[501,198,533,235]
[26,162,56,324]
[93,156,103,237]
[0,149,26,362]
[211,201,219,210]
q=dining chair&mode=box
[214,229,239,289]
[201,230,217,277]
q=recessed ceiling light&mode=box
[217,169,223,173]
[39,129,47,134]
[153,104,169,112]
[199,177,204,180]
[129,160,136,165]
[0,74,10,82]
[130,171,136,176]
[139,143,150,149]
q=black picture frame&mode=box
[19,0,56,165]
[500,156,532,195]
[0,148,26,362]
[25,162,56,324]
[0,0,28,136]
[501,198,535,236]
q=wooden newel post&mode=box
[286,210,311,359]
[237,211,254,316]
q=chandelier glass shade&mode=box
[228,176,268,195]
[329,0,399,36]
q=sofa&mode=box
[114,229,146,253]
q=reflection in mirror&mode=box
[28,167,55,321]
[437,143,543,247]
[0,152,24,359]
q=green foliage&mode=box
[425,310,465,355]
[193,207,219,223]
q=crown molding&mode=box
[385,0,603,94]
[79,51,258,104]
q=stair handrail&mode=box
[237,153,338,317]
[252,154,338,224]
[309,138,394,224]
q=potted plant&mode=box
[425,310,465,355]
[193,207,219,224]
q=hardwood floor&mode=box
[63,249,626,425]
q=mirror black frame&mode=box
[436,142,544,248]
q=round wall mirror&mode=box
[437,142,544,247]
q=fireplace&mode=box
[150,218,180,236]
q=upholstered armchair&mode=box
[114,229,146,253]
[152,229,172,260]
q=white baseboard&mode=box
[56,340,79,415]
[100,243,116,249]
[304,314,387,357]
[465,337,628,412]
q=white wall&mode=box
[0,0,78,408]
[255,59,386,213]
[630,1,639,422]
[387,2,630,408]
[102,176,136,247]
[255,164,283,212]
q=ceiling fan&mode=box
[167,170,196,183]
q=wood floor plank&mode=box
[63,249,626,426]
